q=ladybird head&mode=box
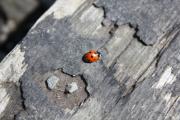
[96,51,101,58]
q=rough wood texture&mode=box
[0,0,180,119]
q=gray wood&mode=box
[0,0,180,119]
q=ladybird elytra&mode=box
[83,50,101,63]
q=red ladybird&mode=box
[83,50,101,63]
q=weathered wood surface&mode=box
[0,0,180,119]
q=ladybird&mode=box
[83,50,101,63]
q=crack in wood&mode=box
[164,96,179,118]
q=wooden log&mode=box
[0,0,180,119]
